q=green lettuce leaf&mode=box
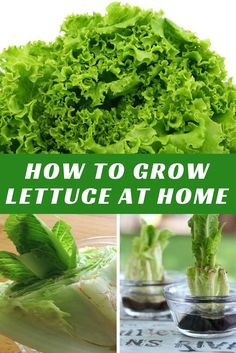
[0,3,236,153]
[52,220,77,269]
[3,214,78,280]
[0,251,37,283]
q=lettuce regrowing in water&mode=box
[0,3,236,153]
[187,214,229,297]
[125,221,171,281]
[0,215,116,353]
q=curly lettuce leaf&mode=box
[0,3,236,153]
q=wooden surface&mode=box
[0,214,116,353]
[0,335,20,353]
[0,214,116,251]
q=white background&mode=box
[0,0,236,80]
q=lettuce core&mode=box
[187,214,229,298]
[125,221,171,281]
[0,215,116,353]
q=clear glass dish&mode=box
[164,282,236,338]
[15,235,116,353]
[121,271,184,319]
[79,235,116,247]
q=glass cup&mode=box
[121,271,184,319]
[164,282,236,338]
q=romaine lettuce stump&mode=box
[187,214,229,298]
[179,214,236,334]
[122,221,171,314]
[125,221,171,282]
[0,214,116,353]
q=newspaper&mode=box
[120,319,236,353]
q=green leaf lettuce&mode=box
[0,3,236,153]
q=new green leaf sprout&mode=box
[0,215,116,353]
[125,221,171,281]
[0,3,236,153]
[187,214,229,298]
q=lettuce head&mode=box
[0,3,236,153]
